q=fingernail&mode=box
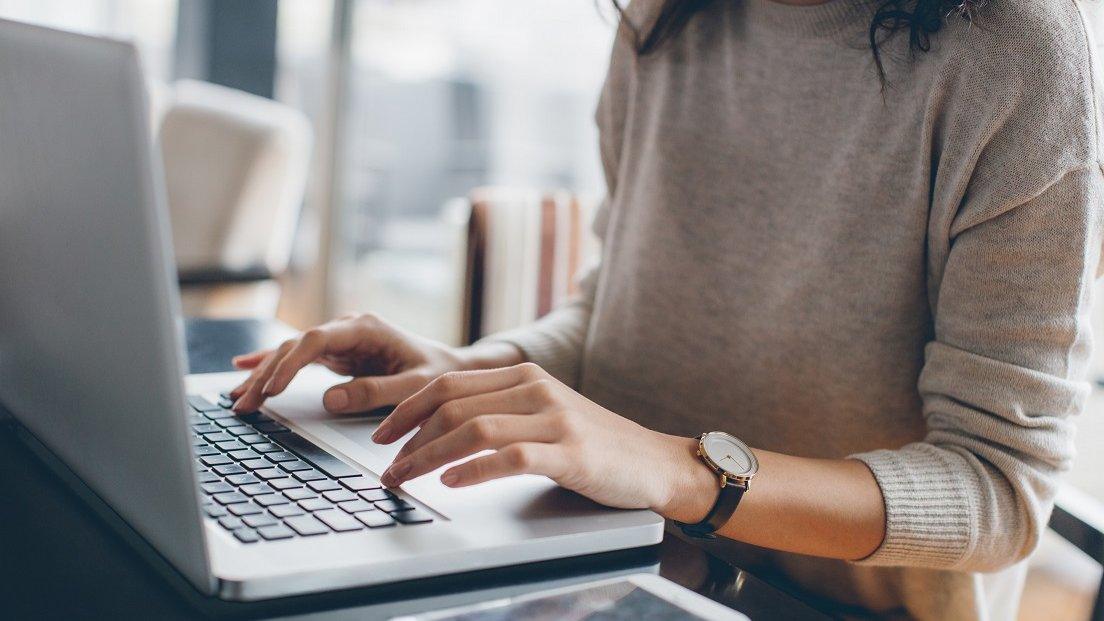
[372,424,390,443]
[323,388,348,411]
[384,461,410,484]
[261,380,274,397]
[441,471,459,487]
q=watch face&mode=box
[700,432,758,478]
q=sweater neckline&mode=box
[741,0,879,38]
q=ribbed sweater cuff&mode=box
[849,445,980,568]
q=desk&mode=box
[0,319,830,620]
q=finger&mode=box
[438,442,565,488]
[231,349,270,371]
[375,363,544,443]
[233,340,295,411]
[229,350,273,397]
[229,350,278,400]
[324,371,428,414]
[318,356,357,376]
[383,414,559,486]
[260,329,330,397]
[394,384,547,459]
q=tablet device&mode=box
[391,573,748,621]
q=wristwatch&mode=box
[675,431,758,539]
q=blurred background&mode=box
[3,2,1104,618]
[0,0,613,345]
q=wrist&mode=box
[453,341,526,371]
[653,435,722,524]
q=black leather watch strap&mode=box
[675,480,747,539]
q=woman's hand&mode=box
[375,362,716,517]
[228,313,522,414]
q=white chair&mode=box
[156,79,312,318]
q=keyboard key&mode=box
[188,395,221,412]
[233,528,260,543]
[229,449,261,462]
[307,480,341,492]
[323,490,358,503]
[204,505,228,518]
[226,473,260,486]
[338,500,375,514]
[227,426,255,437]
[189,413,206,425]
[203,432,233,443]
[216,440,246,452]
[269,478,302,491]
[218,516,244,530]
[341,476,383,491]
[217,396,235,409]
[270,504,305,518]
[255,421,289,434]
[241,459,271,470]
[284,515,329,536]
[213,491,249,505]
[200,455,232,467]
[265,451,297,463]
[194,445,219,457]
[240,483,275,496]
[257,524,296,541]
[252,442,283,454]
[192,423,219,434]
[255,494,290,507]
[203,409,236,421]
[299,498,333,512]
[284,488,316,501]
[255,468,288,481]
[358,489,394,503]
[393,509,434,525]
[243,514,278,528]
[374,499,414,513]
[240,434,267,445]
[270,431,360,478]
[214,464,247,476]
[197,471,220,484]
[293,470,326,482]
[238,411,272,424]
[314,510,363,532]
[355,511,396,529]
[214,418,244,429]
[279,460,313,473]
[201,482,234,495]
[228,502,264,516]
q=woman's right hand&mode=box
[228,313,523,415]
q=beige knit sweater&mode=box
[487,0,1104,618]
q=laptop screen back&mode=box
[0,21,211,592]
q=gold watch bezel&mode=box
[696,431,758,491]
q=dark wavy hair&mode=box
[613,0,986,85]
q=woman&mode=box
[230,1,1104,618]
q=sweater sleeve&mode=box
[477,198,610,387]
[851,165,1104,570]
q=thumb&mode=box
[323,371,427,414]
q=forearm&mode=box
[658,436,886,561]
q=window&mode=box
[276,0,616,343]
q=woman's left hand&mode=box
[374,362,711,516]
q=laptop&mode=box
[0,20,663,601]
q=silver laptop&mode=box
[0,20,662,601]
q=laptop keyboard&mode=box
[189,393,434,544]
